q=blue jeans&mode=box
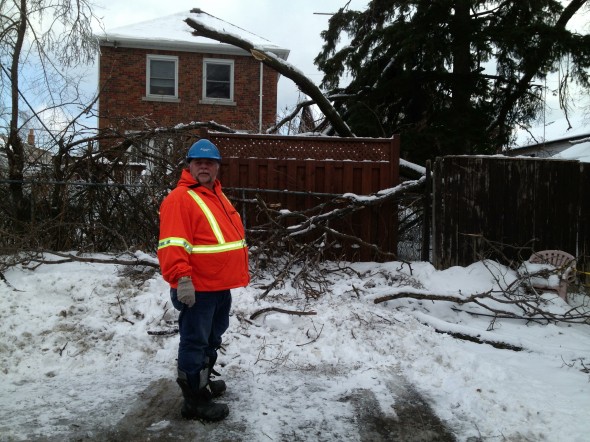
[170,288,232,387]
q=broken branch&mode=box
[250,307,317,321]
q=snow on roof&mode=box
[552,139,590,163]
[512,114,590,148]
[97,8,289,59]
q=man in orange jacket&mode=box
[158,139,249,422]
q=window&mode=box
[202,59,234,103]
[126,136,176,177]
[127,143,148,165]
[146,55,178,99]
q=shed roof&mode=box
[97,8,290,60]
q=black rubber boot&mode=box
[208,378,226,398]
[207,354,226,398]
[177,370,229,422]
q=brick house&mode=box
[0,130,54,178]
[97,9,290,135]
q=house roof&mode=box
[552,139,590,163]
[97,8,290,60]
[511,114,589,148]
[506,113,589,159]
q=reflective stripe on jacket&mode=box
[157,169,250,291]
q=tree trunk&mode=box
[450,0,473,154]
[7,0,29,225]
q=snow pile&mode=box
[1,255,589,441]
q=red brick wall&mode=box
[98,46,279,133]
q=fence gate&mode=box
[432,156,589,280]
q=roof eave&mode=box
[98,36,290,60]
[513,132,590,150]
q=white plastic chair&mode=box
[527,250,576,300]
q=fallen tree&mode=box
[374,287,590,324]
[184,9,354,138]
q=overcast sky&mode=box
[91,0,369,112]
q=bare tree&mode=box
[0,0,101,225]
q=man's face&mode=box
[189,158,219,189]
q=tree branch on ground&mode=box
[432,328,523,351]
[11,251,159,271]
[374,270,589,325]
[243,177,425,300]
[250,307,317,321]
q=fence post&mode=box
[421,160,431,262]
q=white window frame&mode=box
[201,58,235,105]
[145,55,179,101]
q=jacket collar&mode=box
[177,168,221,193]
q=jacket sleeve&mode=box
[157,191,194,287]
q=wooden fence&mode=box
[432,156,589,280]
[203,131,400,261]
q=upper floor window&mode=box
[202,58,234,104]
[146,55,178,99]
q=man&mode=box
[157,139,249,422]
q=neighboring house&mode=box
[23,130,54,175]
[506,114,589,159]
[552,138,590,163]
[0,129,53,178]
[97,9,290,137]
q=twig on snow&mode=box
[250,307,317,321]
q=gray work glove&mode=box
[177,276,195,308]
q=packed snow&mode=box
[1,252,589,441]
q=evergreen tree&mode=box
[315,0,590,164]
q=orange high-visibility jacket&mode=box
[157,169,250,291]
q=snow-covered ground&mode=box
[1,253,589,441]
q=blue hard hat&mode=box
[186,139,222,162]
